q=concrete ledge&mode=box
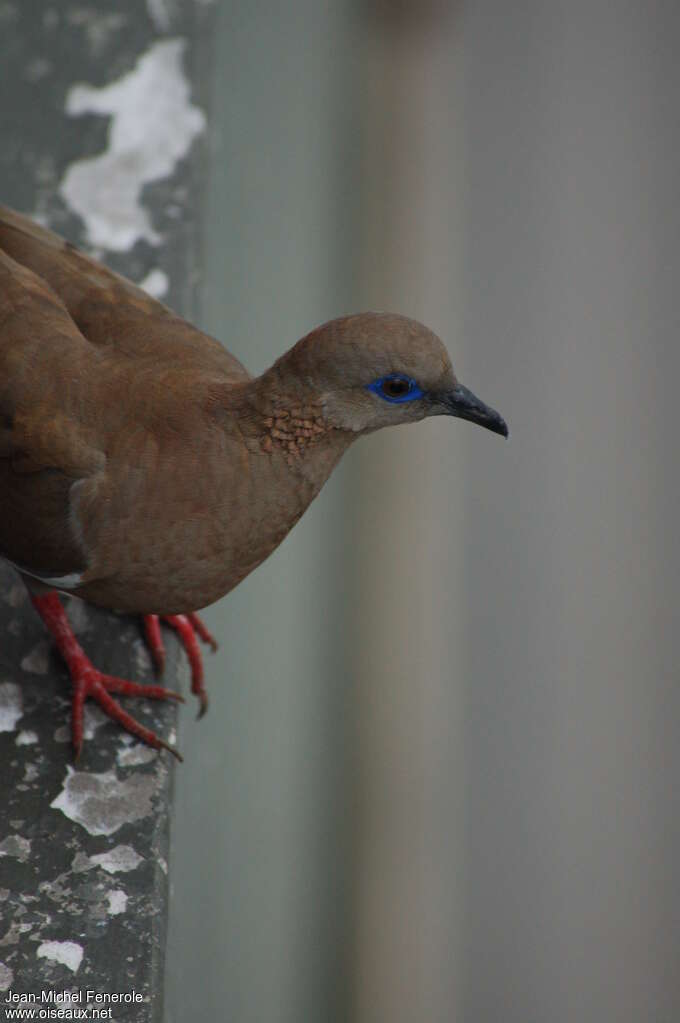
[0,2,213,1018]
[0,563,185,1020]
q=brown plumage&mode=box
[0,204,507,758]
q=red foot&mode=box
[143,612,217,718]
[30,592,183,761]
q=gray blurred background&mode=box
[4,0,679,1020]
[166,2,680,1021]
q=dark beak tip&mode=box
[445,384,509,439]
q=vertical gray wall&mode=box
[166,4,357,1022]
[167,3,680,1022]
[457,5,680,1021]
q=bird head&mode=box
[276,312,508,438]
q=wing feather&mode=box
[0,248,101,576]
[0,205,250,382]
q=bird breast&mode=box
[72,401,350,614]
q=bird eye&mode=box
[367,374,423,404]
[381,377,411,398]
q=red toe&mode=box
[143,613,166,674]
[31,593,182,760]
[187,611,218,651]
[142,611,216,718]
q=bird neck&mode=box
[254,367,354,481]
[217,372,355,488]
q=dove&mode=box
[0,204,507,759]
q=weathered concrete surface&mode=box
[0,566,187,1019]
[0,2,214,1019]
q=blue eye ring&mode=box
[367,374,424,404]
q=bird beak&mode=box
[441,384,509,437]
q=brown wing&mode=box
[0,204,250,383]
[0,247,104,578]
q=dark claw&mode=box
[196,692,209,720]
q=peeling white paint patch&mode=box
[61,39,205,250]
[0,834,31,861]
[0,961,14,991]
[0,682,23,731]
[1,920,33,945]
[53,708,106,744]
[106,889,128,915]
[20,640,50,675]
[133,637,153,677]
[64,597,90,635]
[89,844,143,874]
[37,940,83,974]
[117,742,157,767]
[147,0,171,31]
[16,729,38,746]
[82,704,109,740]
[51,767,159,836]
[70,852,92,874]
[139,267,169,299]
[23,763,39,783]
